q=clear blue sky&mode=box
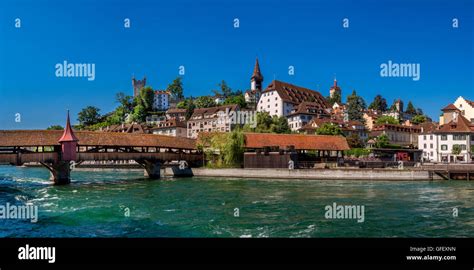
[0,0,473,129]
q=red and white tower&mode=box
[58,110,79,161]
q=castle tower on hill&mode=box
[132,75,147,97]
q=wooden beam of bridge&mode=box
[0,152,203,165]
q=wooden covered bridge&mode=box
[0,114,202,184]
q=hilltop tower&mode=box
[250,58,264,91]
[329,77,341,99]
[132,75,147,97]
[394,99,404,112]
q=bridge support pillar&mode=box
[142,160,162,179]
[42,161,71,185]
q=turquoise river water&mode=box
[0,165,473,237]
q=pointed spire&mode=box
[333,75,337,87]
[59,110,79,142]
[251,57,263,81]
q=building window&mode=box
[441,135,447,141]
[430,135,433,140]
[430,144,433,149]
[423,144,427,149]
[453,135,466,140]
[423,135,426,140]
[441,145,448,151]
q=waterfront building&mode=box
[257,80,329,117]
[433,113,473,163]
[370,124,421,148]
[439,97,474,125]
[153,90,170,111]
[132,75,146,97]
[287,102,331,132]
[150,119,187,137]
[417,122,439,162]
[245,58,264,105]
[187,104,240,138]
[243,133,350,168]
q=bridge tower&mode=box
[51,111,79,185]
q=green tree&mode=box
[78,106,101,126]
[368,95,388,112]
[253,112,273,133]
[107,106,127,125]
[116,92,135,112]
[223,94,247,108]
[374,134,390,148]
[346,133,364,148]
[131,104,147,123]
[136,86,155,111]
[167,77,184,100]
[375,115,399,125]
[405,101,417,115]
[223,129,245,166]
[316,123,343,136]
[195,96,217,108]
[245,112,290,134]
[346,90,366,123]
[470,145,474,155]
[411,115,427,125]
[452,145,462,156]
[212,80,233,98]
[270,116,291,134]
[46,125,64,130]
[326,91,342,106]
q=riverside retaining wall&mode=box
[165,168,442,181]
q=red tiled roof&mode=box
[262,80,329,108]
[151,119,187,129]
[441,104,459,111]
[436,114,473,133]
[251,58,263,81]
[190,104,239,119]
[288,101,330,116]
[166,108,186,114]
[244,133,349,151]
[58,112,78,142]
[418,122,438,133]
[465,98,474,107]
[0,130,196,149]
[372,124,421,132]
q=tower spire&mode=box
[250,57,264,91]
[251,57,263,81]
[59,110,78,142]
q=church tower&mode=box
[329,77,341,99]
[132,75,147,97]
[250,58,264,91]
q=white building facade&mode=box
[257,80,329,118]
[419,113,474,163]
[153,90,170,111]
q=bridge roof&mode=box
[0,130,196,149]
